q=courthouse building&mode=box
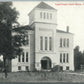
[12,2,74,72]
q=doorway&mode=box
[41,57,51,70]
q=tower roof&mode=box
[35,2,56,10]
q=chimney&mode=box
[66,26,69,33]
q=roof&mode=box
[12,25,33,32]
[35,2,56,10]
[28,2,56,15]
[56,29,73,34]
[12,25,73,34]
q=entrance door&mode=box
[41,57,51,70]
[41,60,47,69]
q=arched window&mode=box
[45,37,48,50]
[49,37,52,50]
[40,36,43,50]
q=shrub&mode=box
[51,65,63,72]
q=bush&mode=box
[51,65,63,72]
[33,68,38,72]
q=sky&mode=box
[12,1,84,51]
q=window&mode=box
[60,38,62,47]
[67,39,69,47]
[18,66,21,70]
[50,13,52,19]
[45,37,47,50]
[22,52,24,62]
[60,38,69,48]
[63,53,65,63]
[26,52,28,62]
[40,12,52,20]
[66,53,69,63]
[47,13,49,19]
[18,55,21,62]
[49,37,52,50]
[63,38,66,47]
[60,53,62,63]
[44,12,45,19]
[66,66,69,70]
[40,36,43,50]
[25,66,29,71]
[40,12,42,18]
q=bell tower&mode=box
[28,2,57,26]
[28,2,57,70]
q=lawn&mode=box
[0,71,84,82]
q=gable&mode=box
[35,2,56,10]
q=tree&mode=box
[81,51,84,65]
[12,29,28,57]
[0,2,19,70]
[74,46,82,71]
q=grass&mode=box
[0,71,84,82]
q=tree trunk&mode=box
[3,57,6,68]
[3,57,11,72]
